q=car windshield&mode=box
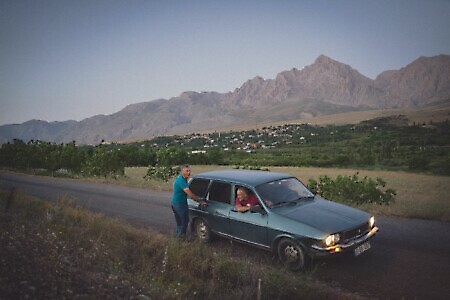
[255,177,314,207]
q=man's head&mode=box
[179,164,191,179]
[236,187,250,201]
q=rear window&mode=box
[189,178,210,198]
[207,181,232,204]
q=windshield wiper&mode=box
[272,200,297,208]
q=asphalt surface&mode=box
[1,171,449,299]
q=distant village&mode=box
[144,123,350,152]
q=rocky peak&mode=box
[178,91,200,100]
[290,54,383,107]
[121,99,166,114]
[308,54,357,75]
[375,54,450,107]
[240,76,265,89]
[314,54,334,64]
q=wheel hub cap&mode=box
[284,245,299,262]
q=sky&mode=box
[1,0,449,125]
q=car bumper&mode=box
[311,226,379,256]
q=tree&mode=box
[207,148,224,165]
[156,148,188,166]
[60,141,83,173]
[82,143,124,177]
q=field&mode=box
[125,166,450,222]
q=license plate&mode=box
[354,241,371,256]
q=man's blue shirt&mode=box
[171,174,189,205]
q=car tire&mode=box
[277,238,306,271]
[194,218,211,242]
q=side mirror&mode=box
[310,188,317,195]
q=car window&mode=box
[189,178,210,198]
[256,178,314,206]
[207,181,232,204]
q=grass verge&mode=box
[0,189,362,300]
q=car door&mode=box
[229,186,269,247]
[204,180,233,235]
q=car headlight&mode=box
[369,216,375,228]
[324,233,340,247]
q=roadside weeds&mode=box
[0,189,365,300]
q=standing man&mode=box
[171,164,206,238]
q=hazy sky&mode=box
[1,0,449,125]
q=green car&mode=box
[188,169,379,271]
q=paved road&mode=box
[0,172,174,232]
[1,171,449,299]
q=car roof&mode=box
[192,169,293,187]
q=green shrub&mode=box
[144,165,178,182]
[407,155,430,171]
[307,173,396,206]
[233,165,270,171]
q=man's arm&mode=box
[183,187,207,205]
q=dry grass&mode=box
[1,189,362,300]
[67,167,173,191]
[124,167,173,190]
[123,166,450,221]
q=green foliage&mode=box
[144,165,178,182]
[0,139,85,173]
[206,147,225,165]
[156,148,188,166]
[141,147,191,181]
[81,143,125,177]
[233,165,270,171]
[406,155,430,171]
[117,144,157,167]
[1,116,449,176]
[307,173,396,206]
[261,270,309,299]
[60,141,84,173]
[143,117,450,175]
[0,139,124,177]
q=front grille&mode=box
[342,222,370,242]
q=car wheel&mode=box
[194,218,211,242]
[277,238,306,271]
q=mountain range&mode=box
[1,54,449,145]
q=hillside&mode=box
[1,54,449,145]
[233,99,450,131]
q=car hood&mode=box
[274,197,370,233]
